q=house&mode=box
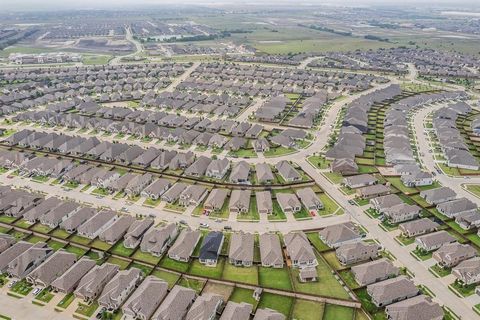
[401,171,433,187]
[420,187,456,205]
[39,201,80,228]
[415,231,456,252]
[357,184,390,199]
[452,257,480,285]
[229,232,254,267]
[47,257,95,294]
[284,232,317,268]
[7,242,53,279]
[255,163,274,184]
[26,250,77,287]
[370,194,403,213]
[74,263,119,302]
[456,211,480,230]
[151,285,196,320]
[186,293,223,320]
[141,178,171,200]
[253,137,270,152]
[336,241,379,265]
[122,276,168,320]
[59,207,97,233]
[270,134,295,148]
[205,158,230,179]
[77,210,117,239]
[299,268,318,283]
[275,161,301,182]
[99,215,135,245]
[199,231,224,267]
[253,308,285,320]
[0,234,15,253]
[383,203,421,224]
[140,223,178,256]
[385,295,444,320]
[436,198,477,218]
[125,174,153,196]
[276,193,302,214]
[433,242,477,268]
[319,222,362,248]
[367,276,419,307]
[168,229,201,262]
[343,174,377,188]
[124,218,154,249]
[229,190,251,214]
[151,150,177,170]
[229,161,250,184]
[0,241,33,273]
[204,189,228,213]
[256,191,273,215]
[98,268,143,310]
[161,183,188,203]
[179,185,208,207]
[399,218,439,238]
[296,188,323,211]
[220,301,253,320]
[351,258,399,286]
[185,156,212,177]
[330,158,358,175]
[259,233,284,268]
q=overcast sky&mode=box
[2,0,480,11]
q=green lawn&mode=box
[30,223,53,234]
[64,245,87,257]
[110,241,135,257]
[35,288,55,303]
[229,287,258,307]
[306,232,331,252]
[64,181,79,189]
[307,156,331,169]
[323,172,343,185]
[450,281,476,297]
[50,228,71,239]
[151,269,181,289]
[466,184,480,198]
[355,288,387,320]
[188,258,225,279]
[69,235,92,246]
[75,302,99,317]
[395,234,415,246]
[178,277,205,293]
[8,230,28,240]
[56,293,75,309]
[14,219,33,229]
[322,251,344,270]
[132,250,161,265]
[222,263,258,285]
[257,292,294,316]
[411,248,432,261]
[106,256,131,270]
[258,266,293,291]
[26,235,48,244]
[291,299,324,320]
[264,146,296,157]
[47,239,66,251]
[318,193,342,216]
[129,262,152,276]
[386,177,417,194]
[236,198,260,221]
[338,270,360,289]
[91,239,112,251]
[10,279,33,296]
[0,215,17,224]
[158,256,190,273]
[323,304,354,320]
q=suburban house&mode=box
[140,223,179,257]
[185,156,211,177]
[77,210,118,239]
[367,276,419,307]
[51,257,96,294]
[229,190,251,214]
[179,185,208,207]
[98,268,143,310]
[343,174,377,188]
[229,161,250,184]
[385,295,443,320]
[0,241,33,273]
[399,218,439,238]
[436,197,477,218]
[319,222,362,248]
[452,257,480,285]
[186,293,223,320]
[39,201,81,228]
[204,189,228,213]
[74,263,119,303]
[336,241,379,265]
[401,171,433,187]
[0,234,15,253]
[370,194,403,213]
[60,207,97,233]
[141,178,171,200]
[199,231,224,267]
[299,268,318,283]
[168,229,201,262]
[383,203,421,224]
[295,188,324,211]
[259,233,284,268]
[151,285,196,320]
[220,301,253,320]
[123,218,154,249]
[26,250,76,287]
[7,242,53,279]
[420,187,456,205]
[330,158,358,175]
[161,182,188,203]
[275,161,301,182]
[455,211,480,230]
[205,158,230,179]
[122,276,168,320]
[276,193,302,214]
[351,258,399,286]
[356,184,390,199]
[415,231,456,252]
[99,215,135,245]
[433,242,477,268]
[256,191,273,215]
[229,232,254,267]
[255,163,274,184]
[284,232,318,268]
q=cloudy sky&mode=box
[2,0,479,11]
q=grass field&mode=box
[178,277,205,293]
[132,250,161,265]
[229,287,258,307]
[106,256,131,270]
[222,263,258,285]
[323,304,355,320]
[56,293,75,309]
[151,269,180,289]
[257,292,294,316]
[110,241,135,257]
[159,256,190,273]
[291,299,324,320]
[259,266,293,291]
[189,258,225,279]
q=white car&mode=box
[8,280,17,288]
[32,288,41,296]
[199,222,209,228]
